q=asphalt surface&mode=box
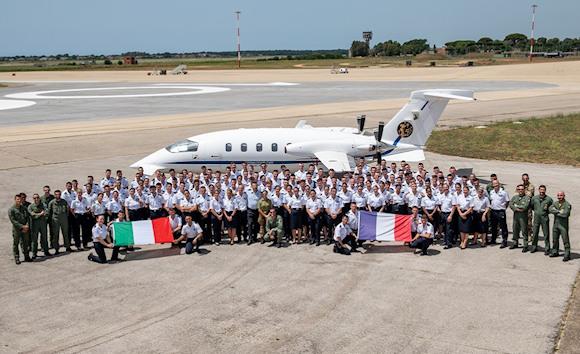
[0,80,555,126]
[0,116,578,354]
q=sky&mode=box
[1,0,578,56]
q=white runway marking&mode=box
[0,99,36,110]
[155,82,299,86]
[5,85,230,99]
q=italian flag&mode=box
[357,211,412,242]
[112,219,173,246]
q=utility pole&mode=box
[235,11,241,69]
[529,4,538,62]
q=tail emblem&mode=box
[397,121,414,138]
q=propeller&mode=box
[374,121,385,165]
[356,114,366,133]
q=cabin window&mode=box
[256,143,263,152]
[241,143,247,152]
[271,143,278,152]
[225,143,232,152]
[165,140,199,153]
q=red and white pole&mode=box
[235,11,241,69]
[529,4,538,62]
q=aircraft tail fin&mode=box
[383,90,475,148]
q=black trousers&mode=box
[440,212,455,246]
[490,209,509,243]
[149,209,164,220]
[334,235,357,254]
[247,209,258,241]
[71,213,84,247]
[185,238,200,254]
[325,214,341,237]
[198,215,211,244]
[211,214,222,243]
[280,207,291,240]
[138,208,149,220]
[128,209,140,221]
[410,237,433,254]
[236,210,248,241]
[307,215,320,241]
[90,242,119,264]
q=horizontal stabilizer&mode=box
[423,91,476,101]
[382,149,425,162]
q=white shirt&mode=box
[334,222,353,241]
[367,193,384,208]
[107,199,122,213]
[456,194,474,211]
[71,198,90,214]
[91,201,106,215]
[437,192,457,213]
[222,196,236,212]
[337,190,352,206]
[286,194,303,209]
[147,194,164,210]
[473,196,490,212]
[234,193,247,211]
[352,192,367,208]
[195,194,210,213]
[324,196,343,214]
[420,195,438,210]
[182,222,203,239]
[347,210,358,230]
[305,198,322,213]
[169,215,182,230]
[92,224,107,242]
[210,197,223,213]
[391,191,405,205]
[125,195,141,210]
[417,222,434,237]
[61,189,77,207]
[270,193,285,208]
[405,191,422,208]
[489,189,510,210]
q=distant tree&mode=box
[546,37,561,51]
[504,33,528,50]
[350,40,369,57]
[445,40,477,55]
[401,39,429,55]
[117,60,123,65]
[477,37,493,52]
[104,59,112,65]
[372,40,402,56]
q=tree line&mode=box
[351,34,580,57]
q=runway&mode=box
[0,62,579,353]
[0,80,555,125]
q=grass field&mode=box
[427,114,580,166]
[1,55,578,72]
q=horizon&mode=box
[1,0,579,57]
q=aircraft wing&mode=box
[314,151,354,172]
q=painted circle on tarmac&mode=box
[5,86,230,100]
[0,99,36,110]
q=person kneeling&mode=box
[88,215,120,264]
[265,208,284,248]
[409,214,434,256]
[174,215,203,254]
[333,215,359,255]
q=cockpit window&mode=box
[165,140,199,153]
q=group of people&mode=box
[8,161,573,264]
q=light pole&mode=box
[529,4,538,62]
[235,11,241,69]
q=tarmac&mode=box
[0,62,578,353]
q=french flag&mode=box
[358,211,412,242]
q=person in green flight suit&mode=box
[509,184,531,252]
[549,191,572,262]
[530,185,553,255]
[8,194,31,264]
[28,193,51,259]
[265,208,284,248]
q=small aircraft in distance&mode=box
[131,89,475,175]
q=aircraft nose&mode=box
[131,149,169,175]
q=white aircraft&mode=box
[131,89,475,175]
